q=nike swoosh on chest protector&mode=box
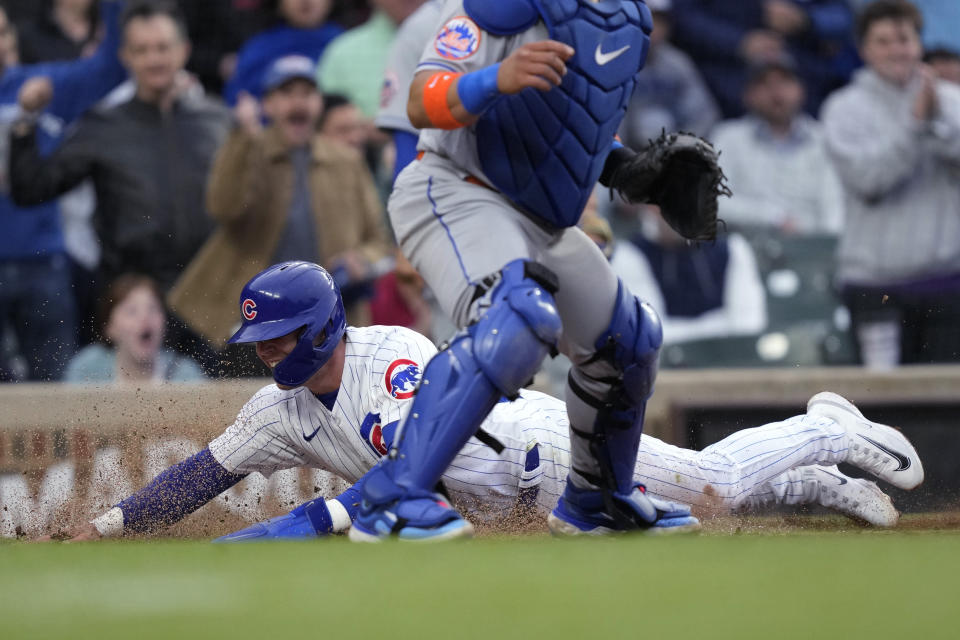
[594,43,630,66]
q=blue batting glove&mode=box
[213,498,334,543]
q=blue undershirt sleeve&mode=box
[117,448,247,533]
[45,0,127,123]
[392,130,421,185]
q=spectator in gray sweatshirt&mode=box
[821,0,960,367]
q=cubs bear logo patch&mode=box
[384,359,421,400]
[435,16,481,61]
[241,298,257,320]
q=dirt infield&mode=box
[102,509,960,542]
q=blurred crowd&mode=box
[0,0,957,385]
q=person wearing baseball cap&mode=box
[261,54,318,95]
[168,55,391,364]
[670,0,856,118]
[711,50,844,235]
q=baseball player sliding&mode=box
[53,263,922,542]
[352,0,734,540]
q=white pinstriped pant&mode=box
[442,399,847,517]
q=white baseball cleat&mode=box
[806,392,924,490]
[805,465,900,528]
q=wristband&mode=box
[423,72,464,130]
[91,507,124,537]
[325,500,352,533]
[457,63,501,115]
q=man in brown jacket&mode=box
[169,55,391,349]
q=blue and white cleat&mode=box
[348,492,474,543]
[548,483,701,536]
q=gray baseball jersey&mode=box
[386,3,630,482]
[412,2,551,184]
[376,0,446,135]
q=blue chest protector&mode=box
[464,0,652,228]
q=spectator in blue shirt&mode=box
[671,0,856,117]
[0,0,126,382]
[223,0,343,105]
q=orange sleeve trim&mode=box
[423,72,465,130]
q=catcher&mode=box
[350,0,729,541]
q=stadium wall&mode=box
[2,367,959,537]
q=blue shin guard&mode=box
[557,281,696,532]
[572,281,662,494]
[354,260,562,539]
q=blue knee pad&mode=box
[572,280,662,494]
[360,259,562,505]
[473,260,563,395]
[600,280,662,409]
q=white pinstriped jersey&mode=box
[206,325,568,510]
[208,325,850,517]
[209,326,436,483]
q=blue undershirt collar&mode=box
[314,389,339,411]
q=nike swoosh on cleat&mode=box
[819,469,848,485]
[859,434,911,471]
[595,43,630,66]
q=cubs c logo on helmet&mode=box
[384,359,421,400]
[435,16,481,61]
[241,298,257,320]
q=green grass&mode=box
[2,531,959,639]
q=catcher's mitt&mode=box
[609,132,730,242]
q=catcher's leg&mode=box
[548,278,698,535]
[354,159,563,542]
[351,260,562,542]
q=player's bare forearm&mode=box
[408,40,574,131]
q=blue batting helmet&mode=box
[228,261,346,387]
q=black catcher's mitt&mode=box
[609,132,730,242]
